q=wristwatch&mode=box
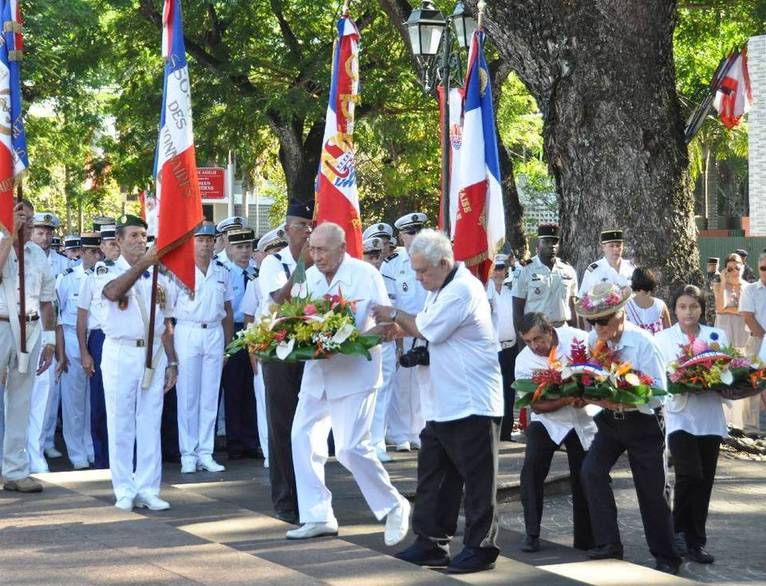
[389,309,398,322]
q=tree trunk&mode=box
[270,119,325,206]
[468,0,699,293]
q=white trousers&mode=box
[28,356,57,472]
[101,339,166,500]
[60,326,92,466]
[291,390,401,523]
[1,322,41,480]
[253,369,269,460]
[725,335,763,433]
[175,323,224,465]
[43,368,60,451]
[371,342,396,450]
[386,338,425,444]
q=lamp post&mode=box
[404,1,478,237]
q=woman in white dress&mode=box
[624,267,671,334]
[713,253,748,349]
[655,285,728,566]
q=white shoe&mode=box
[286,520,339,540]
[264,458,270,469]
[197,457,225,472]
[376,447,393,463]
[115,497,134,512]
[181,461,197,474]
[135,494,171,511]
[384,498,411,546]
[395,442,411,452]
[44,447,63,459]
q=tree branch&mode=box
[270,0,303,61]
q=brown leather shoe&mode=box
[3,477,43,493]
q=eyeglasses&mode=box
[726,267,741,272]
[587,317,612,327]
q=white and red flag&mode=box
[314,14,363,258]
[452,31,505,283]
[0,0,28,233]
[153,0,203,290]
[714,48,752,130]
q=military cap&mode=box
[32,212,60,229]
[51,236,62,248]
[228,228,256,245]
[194,223,217,237]
[600,229,624,243]
[117,214,148,230]
[736,248,749,258]
[394,212,428,232]
[257,226,287,253]
[363,237,384,254]
[92,216,116,232]
[100,225,116,240]
[286,200,314,221]
[63,235,82,250]
[363,223,394,240]
[216,216,247,234]
[493,254,508,268]
[80,232,101,248]
[707,257,720,264]
[537,224,559,240]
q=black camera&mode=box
[399,345,430,368]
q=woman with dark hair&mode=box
[624,267,671,334]
[655,285,729,566]
[713,253,748,349]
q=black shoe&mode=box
[520,535,540,552]
[445,546,498,574]
[655,560,681,575]
[587,544,623,560]
[673,532,688,556]
[686,546,714,564]
[394,542,450,567]
[228,452,244,460]
[243,447,264,459]
[275,511,299,525]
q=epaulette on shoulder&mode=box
[587,262,599,272]
[215,260,229,270]
[384,252,399,263]
[64,267,74,275]
[105,259,115,266]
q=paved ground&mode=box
[0,440,697,586]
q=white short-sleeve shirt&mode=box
[578,256,635,298]
[415,264,504,422]
[77,269,106,331]
[487,278,515,344]
[258,248,297,316]
[174,261,233,324]
[0,236,56,316]
[739,280,766,329]
[512,255,578,322]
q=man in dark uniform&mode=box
[259,201,314,524]
[704,257,720,325]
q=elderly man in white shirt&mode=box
[515,314,595,554]
[372,229,503,574]
[286,222,409,547]
[576,283,681,575]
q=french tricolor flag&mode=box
[452,30,505,283]
[314,15,363,258]
[153,0,203,290]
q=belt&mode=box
[605,407,642,421]
[176,320,219,329]
[0,312,39,322]
[108,337,147,348]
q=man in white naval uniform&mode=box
[55,232,103,469]
[578,229,635,299]
[382,213,428,453]
[213,215,246,266]
[28,212,71,471]
[174,222,234,474]
[96,214,179,511]
[286,223,409,545]
[0,201,57,493]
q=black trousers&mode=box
[161,387,180,462]
[412,415,501,554]
[581,411,681,565]
[668,430,721,548]
[221,348,259,456]
[262,360,304,515]
[520,422,594,550]
[498,347,518,438]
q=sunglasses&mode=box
[760,266,766,272]
[726,267,741,272]
[587,317,612,327]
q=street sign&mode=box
[198,167,225,199]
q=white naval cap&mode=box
[257,225,287,253]
[32,212,61,229]
[362,222,394,241]
[363,237,384,254]
[394,212,428,232]
[494,254,508,266]
[216,216,247,234]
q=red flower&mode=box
[274,330,288,342]
[304,304,318,316]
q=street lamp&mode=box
[405,0,480,236]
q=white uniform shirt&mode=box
[587,320,667,414]
[487,278,515,345]
[174,261,234,324]
[56,264,87,328]
[240,277,261,318]
[415,264,504,423]
[578,256,635,297]
[515,325,599,449]
[739,279,766,330]
[226,261,257,324]
[258,248,297,316]
[299,255,388,400]
[0,236,56,315]
[381,248,427,314]
[77,268,106,331]
[94,255,177,340]
[655,323,729,437]
[44,248,72,278]
[512,255,578,322]
[214,249,231,266]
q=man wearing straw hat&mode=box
[0,201,57,493]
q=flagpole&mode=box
[143,265,159,386]
[16,182,26,354]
